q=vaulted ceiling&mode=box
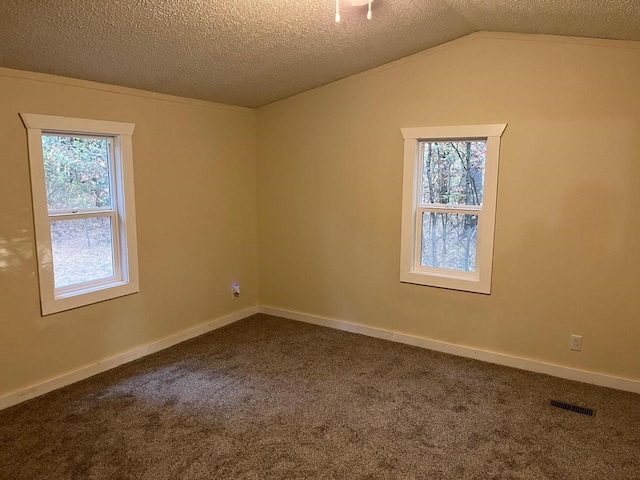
[1,0,639,107]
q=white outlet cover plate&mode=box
[571,335,582,351]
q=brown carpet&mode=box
[1,314,639,479]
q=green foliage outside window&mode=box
[420,141,486,272]
[42,135,114,287]
[42,135,111,212]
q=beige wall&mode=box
[256,33,640,381]
[0,70,258,396]
[2,32,639,400]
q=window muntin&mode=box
[400,124,506,294]
[21,114,139,315]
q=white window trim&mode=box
[399,124,507,294]
[20,113,139,315]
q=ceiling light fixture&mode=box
[335,0,373,22]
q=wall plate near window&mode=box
[20,114,139,315]
[399,124,507,294]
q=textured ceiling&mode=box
[1,0,639,107]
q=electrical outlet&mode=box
[570,335,582,352]
[232,284,240,300]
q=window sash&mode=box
[49,207,114,216]
[48,210,123,295]
[415,136,484,273]
[416,204,481,213]
[42,132,123,294]
[413,207,483,278]
[417,140,485,210]
[43,132,116,214]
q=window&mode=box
[400,124,506,294]
[21,114,139,315]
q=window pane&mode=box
[421,212,477,272]
[51,217,115,288]
[42,135,112,212]
[420,140,486,206]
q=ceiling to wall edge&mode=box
[0,67,254,115]
[258,31,640,110]
[2,32,639,113]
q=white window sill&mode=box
[400,270,489,294]
[42,281,139,315]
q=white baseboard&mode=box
[0,306,258,411]
[3,304,637,412]
[259,306,640,395]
